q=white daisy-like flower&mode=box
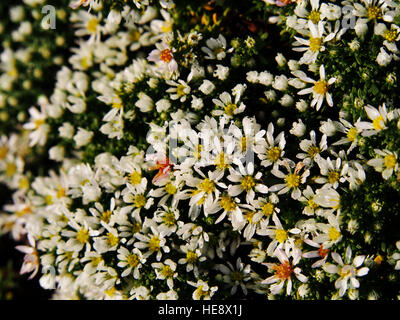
[255,122,286,169]
[297,130,327,164]
[147,42,178,73]
[227,159,269,204]
[212,91,246,118]
[298,185,323,216]
[356,103,389,136]
[188,279,218,300]
[333,118,362,154]
[324,246,369,297]
[201,35,230,60]
[270,160,310,200]
[151,259,178,289]
[302,237,331,268]
[293,21,336,65]
[294,64,336,110]
[262,247,308,296]
[315,156,348,189]
[134,220,170,261]
[117,247,146,278]
[215,258,252,295]
[23,106,50,147]
[185,168,226,220]
[367,149,398,180]
[166,78,191,102]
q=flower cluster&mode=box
[0,0,400,300]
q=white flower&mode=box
[117,247,146,278]
[23,106,50,147]
[324,247,369,297]
[135,92,154,113]
[213,64,229,80]
[262,248,308,296]
[73,127,94,148]
[201,35,230,60]
[59,122,75,139]
[198,79,215,95]
[147,42,178,72]
[356,103,389,136]
[215,258,251,295]
[155,99,171,113]
[272,75,288,91]
[227,159,269,204]
[376,47,392,66]
[289,119,306,137]
[293,21,336,65]
[212,91,246,118]
[367,149,398,180]
[295,65,336,110]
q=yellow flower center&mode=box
[307,145,320,159]
[160,265,175,278]
[215,152,230,170]
[328,171,340,184]
[91,256,103,267]
[314,80,328,95]
[101,210,112,224]
[0,146,8,159]
[176,84,186,97]
[307,198,319,210]
[384,154,397,169]
[87,18,99,34]
[5,163,17,177]
[198,178,215,194]
[267,147,281,162]
[80,57,90,70]
[328,227,341,241]
[372,115,385,131]
[262,202,275,216]
[34,119,45,129]
[130,30,141,42]
[224,103,237,116]
[275,229,288,243]
[19,177,30,190]
[45,195,53,205]
[231,271,244,282]
[245,211,256,223]
[367,6,382,20]
[309,37,322,52]
[56,187,66,199]
[241,175,256,191]
[162,211,176,227]
[308,10,321,24]
[347,127,358,142]
[220,195,237,212]
[129,171,142,185]
[104,287,116,297]
[165,182,177,195]
[384,29,398,42]
[76,228,89,244]
[285,173,300,188]
[127,253,140,268]
[149,236,160,252]
[106,233,119,247]
[132,222,142,234]
[186,251,198,264]
[134,194,146,208]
